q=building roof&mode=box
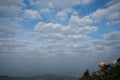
[99,60,105,68]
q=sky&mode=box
[0,0,120,77]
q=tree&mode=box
[80,69,90,80]
[117,57,120,64]
[84,69,90,78]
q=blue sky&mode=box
[0,0,120,77]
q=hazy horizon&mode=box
[0,0,120,77]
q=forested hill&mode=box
[79,58,120,80]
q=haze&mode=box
[0,0,120,77]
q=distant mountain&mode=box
[79,57,120,80]
[0,75,78,80]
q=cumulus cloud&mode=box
[57,8,77,21]
[0,0,25,17]
[0,0,24,6]
[0,17,23,40]
[0,0,120,77]
[40,8,52,14]
[2,0,118,57]
[26,31,120,56]
[36,33,65,42]
[0,39,31,55]
[0,17,29,56]
[24,9,42,19]
[91,0,120,26]
[30,0,93,9]
[70,16,93,27]
[77,26,97,34]
[27,22,67,42]
[0,26,15,39]
[0,24,31,56]
[103,31,120,40]
[35,22,62,33]
[107,20,120,26]
[34,22,74,35]
[91,31,120,54]
[67,34,87,40]
[32,18,97,42]
[69,32,120,55]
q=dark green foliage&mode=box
[83,69,90,78]
[79,57,120,80]
[104,65,120,80]
[79,69,90,80]
[117,57,120,64]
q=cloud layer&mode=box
[0,0,120,77]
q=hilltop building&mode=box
[99,60,106,69]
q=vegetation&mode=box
[79,69,90,80]
[117,58,120,64]
[79,57,120,80]
[0,58,120,80]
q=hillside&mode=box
[79,58,120,80]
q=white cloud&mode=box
[0,18,22,28]
[34,22,75,35]
[106,0,117,6]
[107,20,120,26]
[0,39,31,55]
[103,31,120,40]
[0,0,24,6]
[1,23,120,57]
[0,0,25,17]
[30,22,68,42]
[57,8,77,21]
[92,9,107,20]
[67,31,120,55]
[33,12,97,42]
[24,9,41,19]
[0,5,22,17]
[35,22,62,33]
[91,1,120,26]
[107,12,120,20]
[30,0,93,9]
[0,26,14,38]
[67,34,87,40]
[40,8,52,13]
[0,18,23,39]
[0,0,120,76]
[77,26,97,34]
[37,33,65,42]
[91,31,120,54]
[1,0,119,57]
[70,16,93,27]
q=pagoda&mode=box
[99,60,106,70]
